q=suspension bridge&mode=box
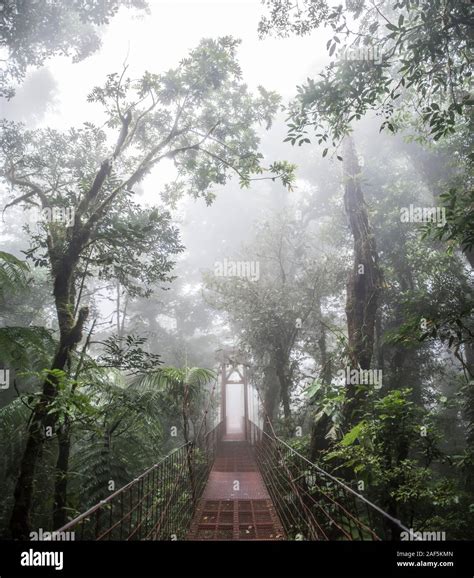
[57,349,409,541]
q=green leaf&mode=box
[304,379,323,398]
[341,421,366,447]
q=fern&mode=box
[0,251,29,298]
[0,326,55,369]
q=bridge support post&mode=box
[243,365,249,441]
[220,360,227,436]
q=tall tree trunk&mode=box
[262,363,280,434]
[51,319,96,530]
[310,314,333,460]
[8,116,131,539]
[116,280,121,335]
[52,425,71,529]
[276,362,291,422]
[9,257,88,538]
[182,384,196,504]
[342,137,381,427]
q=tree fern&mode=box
[131,366,216,399]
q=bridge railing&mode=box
[57,421,224,540]
[246,419,410,541]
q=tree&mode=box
[260,0,472,147]
[205,211,338,433]
[0,0,148,98]
[56,355,168,520]
[342,137,381,425]
[311,126,473,535]
[1,36,295,538]
[131,366,215,503]
[260,0,473,268]
[324,388,471,539]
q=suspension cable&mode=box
[249,379,409,535]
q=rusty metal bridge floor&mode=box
[187,439,285,540]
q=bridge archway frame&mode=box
[216,348,250,440]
